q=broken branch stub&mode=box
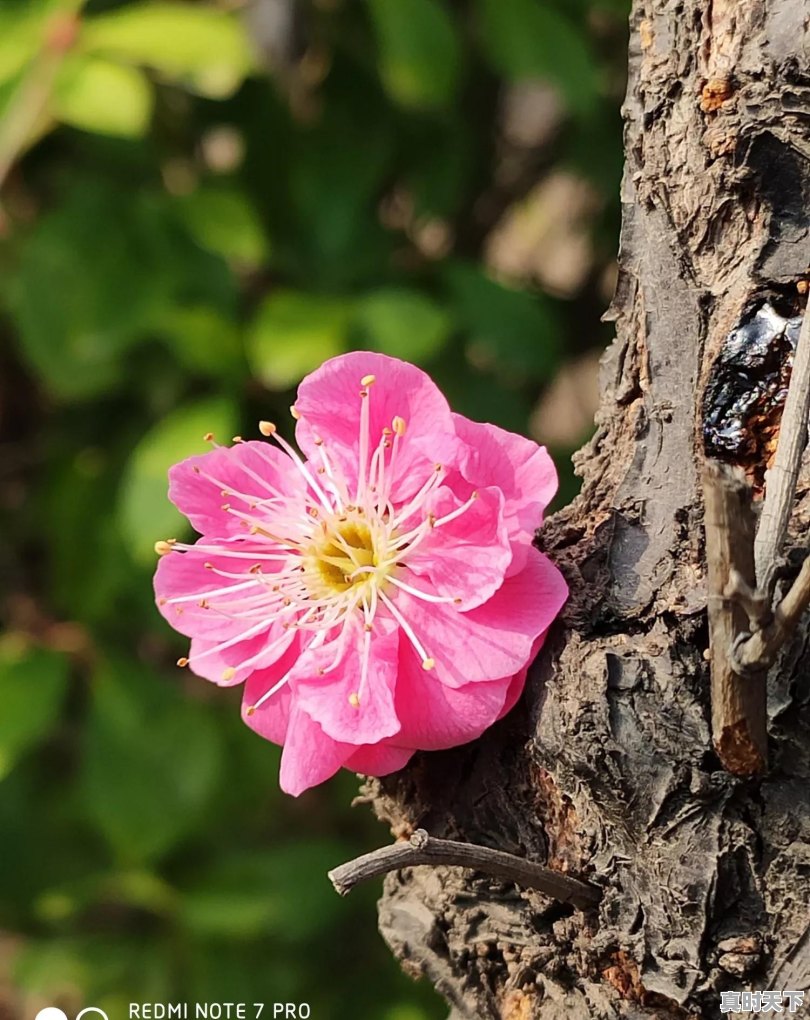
[703,462,767,775]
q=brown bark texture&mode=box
[363,2,810,1017]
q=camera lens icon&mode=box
[36,1009,109,1020]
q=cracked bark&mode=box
[361,2,810,1018]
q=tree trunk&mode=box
[365,2,810,1017]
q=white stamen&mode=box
[388,576,461,603]
[378,590,433,668]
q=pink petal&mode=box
[497,670,526,721]
[291,621,401,745]
[391,547,567,688]
[168,441,305,538]
[494,631,548,721]
[451,414,558,574]
[241,641,302,744]
[344,743,415,776]
[244,644,413,780]
[393,657,512,750]
[188,625,295,685]
[154,540,284,640]
[278,704,354,796]
[403,485,512,610]
[294,351,463,502]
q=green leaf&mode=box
[475,0,598,113]
[157,305,244,377]
[180,843,346,941]
[35,869,177,926]
[118,396,238,565]
[246,291,350,390]
[0,9,43,89]
[383,1008,435,1020]
[0,643,68,779]
[287,110,395,288]
[443,262,560,380]
[81,2,254,98]
[53,56,153,138]
[7,186,178,400]
[14,933,173,1007]
[367,0,462,109]
[433,357,532,433]
[352,288,452,363]
[174,186,269,266]
[80,659,223,864]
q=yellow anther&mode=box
[259,420,276,436]
[349,692,361,708]
[232,435,243,443]
[290,405,301,420]
[177,657,189,667]
[154,540,174,556]
[245,705,256,717]
[203,432,214,442]
[392,416,407,436]
[361,374,376,387]
[222,667,236,681]
[422,658,436,671]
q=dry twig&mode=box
[754,307,810,591]
[735,554,810,671]
[328,829,601,910]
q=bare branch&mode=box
[703,462,767,775]
[755,306,810,592]
[735,554,810,671]
[328,829,602,911]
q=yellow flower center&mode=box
[304,516,390,596]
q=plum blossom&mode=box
[154,352,567,795]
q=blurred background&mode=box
[0,1,628,1017]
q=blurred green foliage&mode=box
[0,0,628,1016]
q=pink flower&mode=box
[154,352,568,795]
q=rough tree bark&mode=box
[362,2,810,1017]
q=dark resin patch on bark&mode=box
[703,300,802,488]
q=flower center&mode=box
[304,515,390,596]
